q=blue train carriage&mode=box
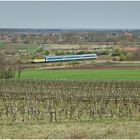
[45,54,97,62]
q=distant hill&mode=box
[0,28,140,34]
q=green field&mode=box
[0,41,38,51]
[48,44,115,48]
[20,69,140,80]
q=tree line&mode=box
[1,31,140,46]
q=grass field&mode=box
[0,42,112,50]
[0,120,140,139]
[48,44,115,49]
[0,41,38,51]
[20,69,140,80]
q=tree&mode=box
[131,48,140,61]
[61,32,80,44]
[0,44,17,79]
[0,54,16,79]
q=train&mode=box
[31,54,97,63]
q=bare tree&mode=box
[0,53,23,79]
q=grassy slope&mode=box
[0,120,140,139]
[20,69,140,80]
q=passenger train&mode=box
[31,54,97,63]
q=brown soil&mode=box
[71,64,140,70]
[22,63,140,70]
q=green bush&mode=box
[119,54,126,61]
[111,52,121,56]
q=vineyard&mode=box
[0,79,140,123]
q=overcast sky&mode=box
[0,1,140,29]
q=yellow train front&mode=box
[31,57,46,63]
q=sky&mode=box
[0,1,140,29]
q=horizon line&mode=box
[0,27,140,30]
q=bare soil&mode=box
[71,64,140,70]
[22,62,140,70]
